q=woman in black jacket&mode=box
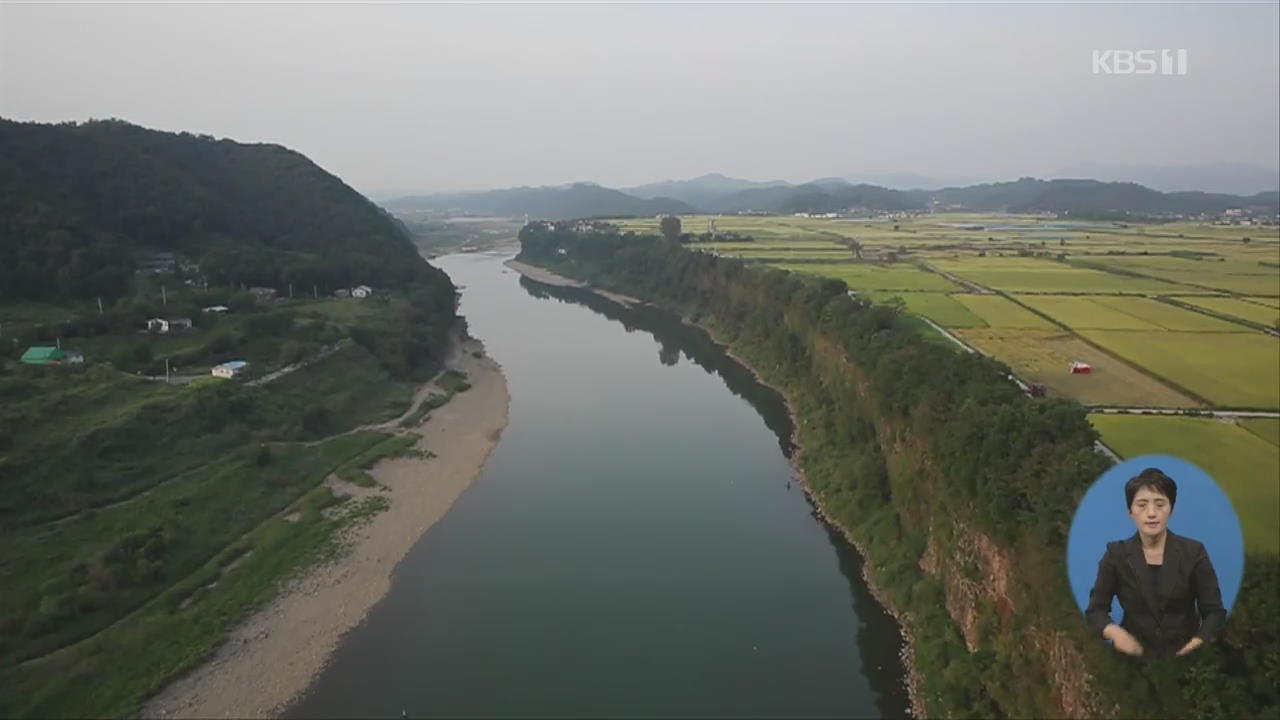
[1085,467,1227,659]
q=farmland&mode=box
[1173,296,1280,328]
[770,262,960,292]
[1015,295,1160,330]
[861,292,985,328]
[1081,256,1280,296]
[929,258,1184,294]
[1077,330,1279,408]
[956,328,1200,407]
[604,212,1279,410]
[1017,295,1248,332]
[1089,414,1279,556]
[953,295,1057,329]
[1242,418,1280,447]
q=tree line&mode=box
[517,221,1277,719]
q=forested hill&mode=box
[0,118,450,303]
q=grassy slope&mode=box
[0,304,428,717]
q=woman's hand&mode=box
[1104,624,1144,656]
[1176,637,1205,656]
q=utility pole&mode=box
[313,284,317,299]
[162,285,167,306]
[289,283,294,299]
[97,296,104,314]
[165,358,170,384]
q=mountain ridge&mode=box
[384,174,1279,220]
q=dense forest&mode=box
[384,175,1279,220]
[517,223,1278,719]
[0,118,452,302]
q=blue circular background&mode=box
[1067,454,1244,625]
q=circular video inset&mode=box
[1066,455,1244,659]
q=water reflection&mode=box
[517,274,909,716]
[518,276,795,459]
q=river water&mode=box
[288,251,908,718]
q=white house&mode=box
[147,317,193,334]
[248,287,278,302]
[202,305,229,313]
[212,360,249,379]
[351,285,373,299]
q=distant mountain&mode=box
[382,174,1278,221]
[928,178,1278,217]
[708,177,1276,217]
[711,183,921,214]
[621,173,791,209]
[0,118,451,303]
[1050,162,1280,196]
[383,182,696,220]
[843,172,983,190]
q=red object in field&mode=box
[1069,361,1092,374]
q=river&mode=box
[288,250,908,718]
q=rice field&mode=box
[931,257,1182,293]
[771,262,960,292]
[860,291,986,328]
[1085,256,1280,296]
[953,295,1057,328]
[1089,414,1279,556]
[1077,296,1246,332]
[1077,330,1280,408]
[1241,418,1280,447]
[603,214,1278,411]
[1014,295,1159,330]
[956,329,1200,407]
[698,244,855,260]
[1172,296,1280,328]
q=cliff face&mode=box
[803,324,1101,718]
[517,225,1280,720]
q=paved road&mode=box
[1088,407,1280,418]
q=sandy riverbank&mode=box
[143,337,509,719]
[504,259,643,307]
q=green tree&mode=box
[659,215,682,243]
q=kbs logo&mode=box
[1092,49,1188,75]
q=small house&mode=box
[248,287,278,303]
[202,305,229,313]
[20,346,83,365]
[211,360,249,379]
[147,317,193,334]
[351,285,373,299]
[1069,361,1092,375]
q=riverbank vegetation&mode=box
[518,222,1278,719]
[0,120,459,717]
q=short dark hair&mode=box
[1125,467,1177,510]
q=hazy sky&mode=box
[2,2,1278,196]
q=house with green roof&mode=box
[20,346,84,365]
